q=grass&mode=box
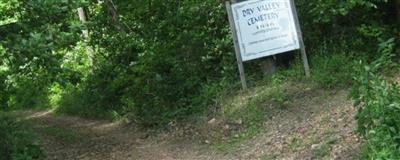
[16,111,91,144]
[208,60,299,151]
[289,133,304,151]
[208,53,354,155]
[310,53,354,89]
[0,112,45,160]
[214,124,262,152]
[313,143,332,159]
[54,85,118,121]
[210,73,300,152]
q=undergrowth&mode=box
[350,38,400,159]
[0,112,45,160]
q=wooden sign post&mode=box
[226,0,311,90]
[289,0,311,77]
[226,0,248,90]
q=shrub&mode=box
[54,1,238,126]
[307,33,372,89]
[350,38,400,159]
[0,113,45,160]
[6,75,50,109]
[311,53,353,88]
[56,83,117,120]
[0,70,7,109]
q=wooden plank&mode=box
[226,0,248,90]
[289,0,311,77]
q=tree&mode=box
[77,7,96,68]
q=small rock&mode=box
[235,119,243,125]
[311,144,320,150]
[208,118,216,125]
[205,140,210,144]
[140,133,149,139]
[223,125,230,130]
[283,101,290,106]
[168,121,176,127]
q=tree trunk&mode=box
[77,7,96,68]
[105,0,131,33]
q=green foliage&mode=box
[0,112,45,160]
[350,38,400,159]
[269,74,289,106]
[0,0,19,25]
[7,76,50,109]
[0,72,7,108]
[311,53,353,88]
[0,47,7,109]
[52,0,239,126]
[304,33,364,89]
[1,0,399,128]
[0,1,399,160]
[0,0,84,110]
[298,0,382,23]
[56,83,118,120]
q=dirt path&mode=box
[20,89,361,160]
[23,110,225,160]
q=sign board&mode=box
[231,0,300,61]
[226,0,310,90]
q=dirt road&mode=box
[20,89,361,160]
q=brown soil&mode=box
[232,89,362,160]
[22,110,224,160]
[20,88,362,160]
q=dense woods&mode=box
[1,0,399,159]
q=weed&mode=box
[260,154,277,160]
[0,112,45,160]
[313,143,332,159]
[350,38,400,159]
[290,134,304,151]
[213,78,292,153]
[311,53,353,89]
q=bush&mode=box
[308,34,366,89]
[53,1,238,126]
[56,83,117,120]
[3,0,395,129]
[6,75,50,109]
[350,38,400,159]
[0,70,7,109]
[0,46,9,109]
[311,53,353,88]
[0,112,45,160]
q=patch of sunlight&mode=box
[0,18,17,26]
[219,84,274,117]
[25,109,56,119]
[92,120,125,132]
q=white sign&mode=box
[231,0,300,61]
